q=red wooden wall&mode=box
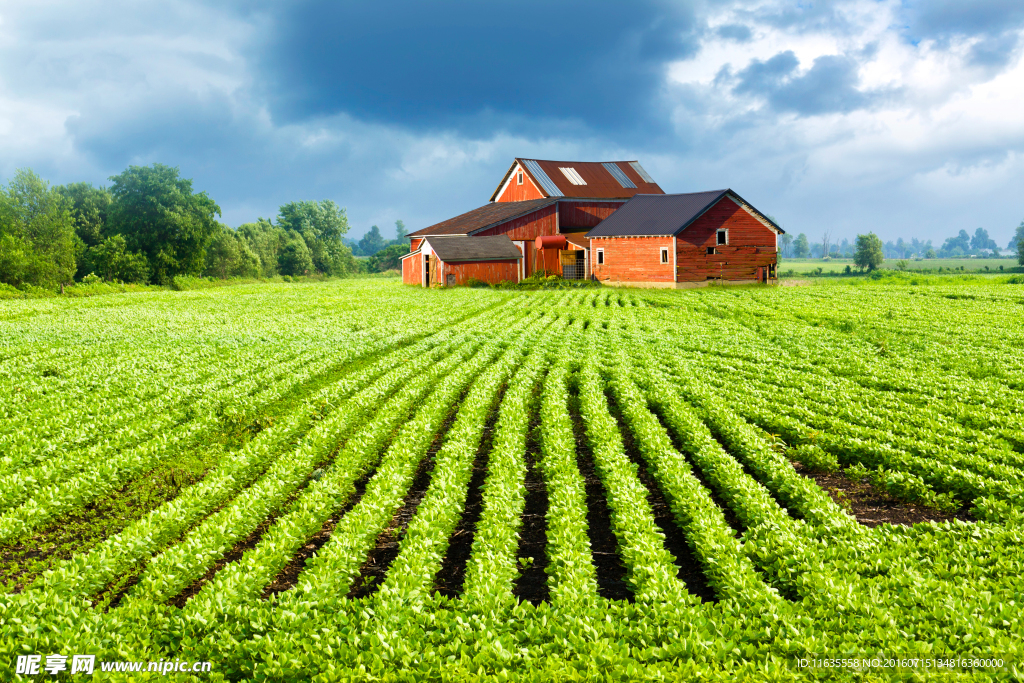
[558,201,624,229]
[402,252,423,285]
[410,238,424,252]
[590,236,675,284]
[475,204,557,241]
[496,168,544,202]
[439,260,519,285]
[676,197,778,283]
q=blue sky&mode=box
[1,0,1023,245]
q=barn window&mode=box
[597,248,605,265]
[707,247,716,255]
[517,170,523,185]
[717,229,728,245]
[660,247,669,264]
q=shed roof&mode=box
[425,235,523,262]
[490,159,664,201]
[585,190,784,238]
[408,198,556,237]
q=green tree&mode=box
[237,218,288,277]
[1014,220,1024,266]
[367,243,408,273]
[939,229,971,257]
[205,226,261,279]
[276,200,353,275]
[85,234,150,283]
[54,182,112,249]
[107,164,221,284]
[278,235,313,276]
[358,225,386,256]
[794,233,810,258]
[925,247,937,259]
[0,169,79,289]
[394,219,407,241]
[854,233,884,271]
[778,233,793,258]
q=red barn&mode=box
[403,158,664,286]
[586,190,784,288]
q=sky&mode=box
[1,0,1023,246]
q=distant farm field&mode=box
[2,278,1023,680]
[780,256,1019,275]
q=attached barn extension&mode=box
[587,190,783,288]
[402,235,523,287]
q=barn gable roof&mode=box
[490,159,665,201]
[407,198,556,237]
[424,235,523,262]
[585,190,784,238]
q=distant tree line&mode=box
[0,164,409,291]
[779,223,1024,265]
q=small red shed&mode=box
[587,190,784,288]
[401,235,523,287]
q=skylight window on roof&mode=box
[522,159,563,196]
[628,161,655,184]
[558,167,587,185]
[602,162,637,189]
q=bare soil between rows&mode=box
[791,461,976,527]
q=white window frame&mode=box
[517,170,523,185]
[717,229,728,246]
[596,248,605,265]
[660,247,669,264]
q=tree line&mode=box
[779,224,1024,264]
[0,164,409,291]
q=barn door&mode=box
[446,273,456,287]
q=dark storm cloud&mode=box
[254,0,699,135]
[900,0,1024,39]
[715,24,753,43]
[733,51,886,116]
[968,31,1022,68]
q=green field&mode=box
[2,278,1023,680]
[780,257,1020,276]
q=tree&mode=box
[358,225,387,256]
[0,169,79,289]
[237,218,288,277]
[107,164,221,284]
[367,243,408,273]
[205,226,261,279]
[276,200,354,275]
[278,235,313,276]
[971,227,997,253]
[1014,220,1024,266]
[794,233,810,258]
[939,229,971,257]
[54,182,112,249]
[395,219,407,241]
[925,247,937,259]
[854,233,884,271]
[821,230,832,260]
[85,234,150,283]
[779,233,793,258]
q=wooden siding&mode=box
[438,260,519,285]
[676,197,778,282]
[410,237,424,252]
[558,201,624,229]
[496,167,544,202]
[591,236,675,283]
[475,205,557,276]
[402,252,423,285]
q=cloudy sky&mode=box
[1,0,1023,245]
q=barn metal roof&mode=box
[425,235,524,262]
[489,159,664,201]
[585,190,785,238]
[407,198,557,237]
